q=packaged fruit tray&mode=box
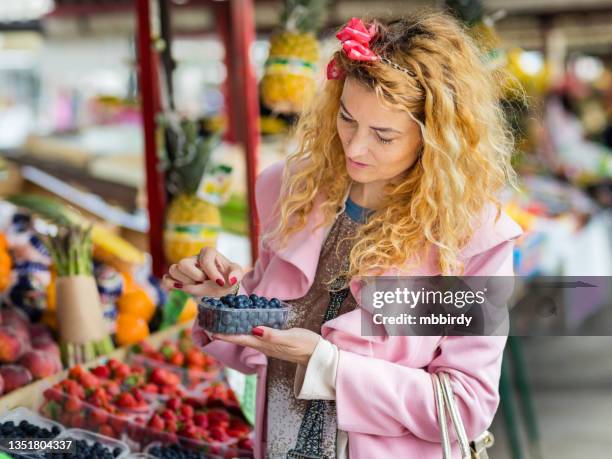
[54,428,130,459]
[198,295,290,334]
[127,330,223,394]
[0,408,64,458]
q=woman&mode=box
[163,11,522,459]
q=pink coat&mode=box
[194,160,523,459]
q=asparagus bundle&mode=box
[43,225,114,367]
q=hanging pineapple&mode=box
[260,0,327,114]
[162,115,222,264]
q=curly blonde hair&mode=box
[264,10,518,281]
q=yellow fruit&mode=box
[164,193,221,264]
[261,31,319,114]
[117,289,156,322]
[116,313,149,346]
[92,225,145,271]
[178,297,197,323]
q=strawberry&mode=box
[238,437,254,451]
[132,388,145,402]
[91,365,111,379]
[165,418,178,433]
[69,413,86,429]
[104,381,121,396]
[186,348,206,368]
[193,413,208,428]
[43,388,62,402]
[109,416,127,432]
[64,396,81,413]
[114,363,131,380]
[98,425,115,438]
[79,372,100,390]
[210,426,228,442]
[90,408,109,426]
[147,414,165,431]
[116,393,137,408]
[207,409,230,425]
[169,352,185,367]
[178,424,198,439]
[180,404,194,419]
[107,359,121,370]
[142,383,159,394]
[166,397,182,411]
[161,409,177,422]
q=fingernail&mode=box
[252,327,264,337]
[230,277,237,286]
[216,278,225,287]
[174,282,183,289]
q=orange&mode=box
[178,297,197,323]
[116,289,156,322]
[120,271,139,295]
[115,313,149,346]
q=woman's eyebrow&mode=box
[340,100,403,135]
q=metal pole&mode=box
[217,0,260,264]
[136,0,167,277]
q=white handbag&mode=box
[432,372,495,459]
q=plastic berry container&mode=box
[198,295,291,335]
[55,428,130,459]
[0,408,64,458]
[0,407,64,437]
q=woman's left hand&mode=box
[211,327,321,366]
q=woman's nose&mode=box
[344,129,370,157]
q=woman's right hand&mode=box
[161,247,245,298]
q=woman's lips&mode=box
[347,157,369,169]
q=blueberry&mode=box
[249,294,259,302]
[226,325,237,334]
[270,298,281,308]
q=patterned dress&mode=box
[265,198,371,459]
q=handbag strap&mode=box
[433,372,472,459]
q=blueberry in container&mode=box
[198,294,291,335]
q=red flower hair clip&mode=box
[327,17,415,80]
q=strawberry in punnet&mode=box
[90,408,109,426]
[186,348,206,368]
[104,380,121,397]
[165,418,178,434]
[193,413,208,429]
[180,404,194,419]
[150,367,180,387]
[210,426,229,442]
[114,363,131,381]
[64,396,81,413]
[207,409,230,425]
[147,414,165,431]
[70,413,86,429]
[238,437,254,451]
[116,392,137,409]
[166,397,182,411]
[169,351,185,367]
[99,425,115,438]
[91,365,111,379]
[142,383,158,394]
[43,387,62,402]
[62,379,85,399]
[161,409,177,422]
[109,416,127,433]
[178,424,199,440]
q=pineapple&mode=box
[261,0,327,114]
[162,116,222,264]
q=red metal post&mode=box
[136,0,167,277]
[216,0,260,264]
